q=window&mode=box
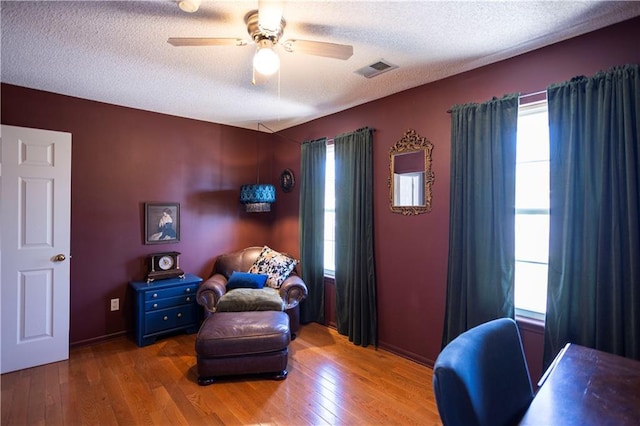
[324,143,336,276]
[323,105,551,305]
[515,100,550,320]
[394,172,425,206]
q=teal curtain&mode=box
[299,138,327,324]
[544,65,640,367]
[334,127,377,347]
[442,95,519,347]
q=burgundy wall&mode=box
[271,17,640,380]
[2,17,639,381]
[1,86,284,345]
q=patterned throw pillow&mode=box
[248,246,298,289]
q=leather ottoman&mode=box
[195,310,290,385]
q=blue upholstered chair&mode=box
[433,318,534,426]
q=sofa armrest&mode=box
[196,274,227,314]
[279,275,308,310]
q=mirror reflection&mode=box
[393,151,425,206]
[389,129,434,215]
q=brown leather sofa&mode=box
[196,246,308,336]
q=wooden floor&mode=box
[1,323,442,425]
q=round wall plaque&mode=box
[279,168,295,193]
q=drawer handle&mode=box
[185,288,191,293]
[163,316,168,321]
[185,297,191,302]
[152,293,158,299]
[177,313,182,318]
[152,303,158,308]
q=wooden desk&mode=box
[519,343,640,425]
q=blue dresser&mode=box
[130,274,203,347]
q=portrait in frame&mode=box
[145,202,180,244]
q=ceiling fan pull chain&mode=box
[278,67,282,122]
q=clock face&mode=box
[158,255,174,271]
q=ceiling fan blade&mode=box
[258,0,284,33]
[282,39,353,60]
[167,37,247,47]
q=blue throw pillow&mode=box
[226,271,268,290]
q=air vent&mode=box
[355,59,398,78]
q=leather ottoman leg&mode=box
[198,376,216,386]
[273,369,288,381]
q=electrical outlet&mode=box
[110,298,120,311]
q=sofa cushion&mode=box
[216,288,285,312]
[226,271,268,290]
[247,246,298,288]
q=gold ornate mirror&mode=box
[389,129,434,215]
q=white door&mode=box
[1,125,71,374]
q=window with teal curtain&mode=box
[514,100,550,321]
[299,138,327,324]
[442,94,519,347]
[544,64,640,367]
[334,127,377,347]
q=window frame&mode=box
[324,142,336,277]
[514,99,549,321]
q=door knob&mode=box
[53,254,66,262]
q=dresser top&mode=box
[130,273,202,291]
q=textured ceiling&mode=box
[2,1,640,132]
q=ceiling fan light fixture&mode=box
[178,0,201,13]
[253,39,280,75]
[258,1,284,34]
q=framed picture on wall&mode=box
[145,202,180,244]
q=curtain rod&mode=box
[519,89,547,99]
[256,124,376,144]
[257,125,376,145]
[446,89,548,113]
[330,127,375,142]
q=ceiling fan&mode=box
[168,0,354,84]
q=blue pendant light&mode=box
[240,183,276,212]
[240,123,276,212]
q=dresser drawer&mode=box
[145,294,195,311]
[144,284,197,301]
[130,274,203,346]
[145,306,196,335]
